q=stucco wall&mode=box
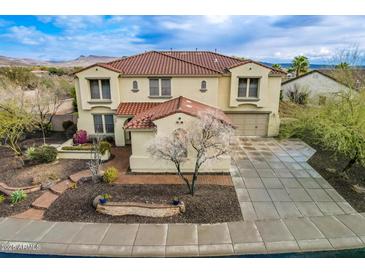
[119,76,219,106]
[129,113,231,173]
[281,72,349,101]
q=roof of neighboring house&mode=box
[75,51,285,76]
[116,102,162,116]
[124,96,233,130]
[282,69,365,90]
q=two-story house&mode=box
[74,51,284,172]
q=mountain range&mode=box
[0,55,122,67]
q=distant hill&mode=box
[0,55,123,68]
[262,62,365,69]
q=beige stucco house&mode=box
[74,51,284,172]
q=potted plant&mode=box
[99,194,111,204]
[172,196,180,205]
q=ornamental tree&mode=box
[148,111,234,196]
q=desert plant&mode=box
[280,90,365,173]
[73,130,88,145]
[99,141,111,155]
[0,194,5,204]
[103,167,119,183]
[286,85,310,105]
[27,145,58,163]
[62,120,74,131]
[10,190,27,204]
[288,55,309,76]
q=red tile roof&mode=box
[124,96,233,129]
[116,102,162,116]
[75,51,285,76]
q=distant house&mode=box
[281,69,365,104]
[281,70,351,104]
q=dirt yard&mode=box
[308,143,365,212]
[44,180,243,224]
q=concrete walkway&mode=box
[1,213,365,257]
[1,137,365,257]
[230,137,356,220]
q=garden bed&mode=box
[57,139,111,160]
[0,190,45,217]
[308,143,365,212]
[44,180,243,224]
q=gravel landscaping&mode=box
[308,144,365,212]
[44,179,243,224]
[0,190,45,217]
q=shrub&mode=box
[73,130,88,145]
[99,141,111,155]
[0,194,5,204]
[286,84,310,105]
[62,120,74,131]
[65,123,77,139]
[103,167,119,183]
[27,145,58,163]
[11,190,27,204]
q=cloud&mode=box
[1,16,365,64]
[5,26,53,45]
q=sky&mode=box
[1,15,365,64]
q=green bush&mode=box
[61,144,93,151]
[11,190,27,204]
[0,194,5,204]
[27,145,58,163]
[103,167,119,183]
[99,141,111,155]
[62,120,74,131]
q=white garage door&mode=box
[226,113,269,136]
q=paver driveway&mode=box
[230,137,357,221]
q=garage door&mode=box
[226,113,269,136]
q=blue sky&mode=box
[1,15,365,64]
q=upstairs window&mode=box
[149,78,171,97]
[200,80,207,92]
[238,78,259,99]
[89,79,111,100]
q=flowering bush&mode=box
[73,130,88,145]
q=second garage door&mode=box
[226,113,269,136]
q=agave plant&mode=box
[11,190,27,204]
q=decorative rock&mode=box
[94,199,185,217]
[0,182,41,196]
[353,184,365,194]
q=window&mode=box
[90,80,100,99]
[104,115,114,133]
[89,79,111,100]
[149,78,171,97]
[149,79,159,96]
[93,114,114,134]
[93,115,104,133]
[132,80,139,91]
[237,78,259,98]
[161,79,171,96]
[101,80,111,99]
[200,80,207,91]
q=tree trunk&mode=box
[190,161,201,196]
[175,164,192,194]
[342,156,357,173]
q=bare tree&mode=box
[148,111,233,196]
[88,135,103,183]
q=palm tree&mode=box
[272,64,282,70]
[289,56,309,76]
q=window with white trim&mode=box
[89,79,111,99]
[238,78,259,98]
[200,80,207,92]
[149,78,171,97]
[93,114,114,134]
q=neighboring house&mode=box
[51,98,77,131]
[74,51,284,172]
[281,70,350,103]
